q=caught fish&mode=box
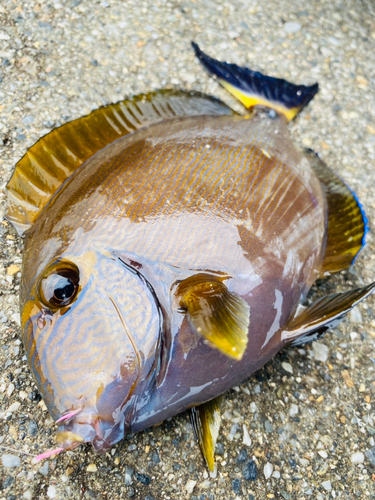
[6,43,375,469]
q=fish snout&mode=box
[55,412,124,453]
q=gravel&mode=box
[1,0,375,499]
[1,453,21,467]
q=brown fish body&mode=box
[10,46,373,461]
[21,110,325,436]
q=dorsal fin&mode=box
[305,149,368,274]
[6,90,235,236]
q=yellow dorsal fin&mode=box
[6,90,234,236]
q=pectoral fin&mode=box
[282,282,375,346]
[177,274,250,360]
[190,396,223,472]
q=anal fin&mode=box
[282,282,375,346]
[190,396,223,472]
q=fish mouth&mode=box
[54,413,122,453]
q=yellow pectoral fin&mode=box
[177,274,250,360]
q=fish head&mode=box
[21,233,162,453]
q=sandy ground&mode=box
[1,1,375,499]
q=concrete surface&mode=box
[0,1,375,499]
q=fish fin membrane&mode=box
[6,90,235,236]
[306,149,368,274]
[190,396,223,472]
[177,274,250,360]
[192,42,318,121]
[282,281,375,346]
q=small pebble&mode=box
[3,475,14,488]
[185,479,197,494]
[124,466,134,485]
[312,342,329,362]
[318,450,328,459]
[232,478,241,494]
[242,424,251,446]
[281,362,293,374]
[321,480,332,491]
[135,472,151,485]
[365,446,375,466]
[1,454,21,467]
[38,462,49,476]
[215,442,224,455]
[28,420,38,437]
[349,307,362,323]
[264,462,273,479]
[242,459,258,481]
[351,452,365,464]
[289,404,299,417]
[264,420,273,433]
[47,485,56,498]
[237,448,248,463]
[283,21,302,33]
[86,464,97,472]
[7,401,21,413]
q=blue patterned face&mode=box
[21,241,162,452]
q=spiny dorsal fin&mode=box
[305,149,368,274]
[192,42,318,121]
[282,282,375,346]
[190,396,223,472]
[176,274,250,360]
[6,90,234,236]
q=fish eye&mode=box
[38,263,80,309]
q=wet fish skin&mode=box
[20,110,325,447]
[7,45,372,462]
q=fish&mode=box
[5,42,375,470]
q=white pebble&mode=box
[263,462,273,479]
[281,362,293,374]
[7,401,21,413]
[351,452,365,464]
[242,424,252,447]
[6,383,15,397]
[322,480,332,491]
[23,491,32,500]
[312,342,329,362]
[1,454,21,467]
[47,485,56,498]
[283,22,302,34]
[185,479,197,494]
[318,450,328,459]
[289,404,299,417]
[349,307,362,323]
[350,331,358,341]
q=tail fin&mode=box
[192,42,319,121]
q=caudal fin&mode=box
[192,42,318,121]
